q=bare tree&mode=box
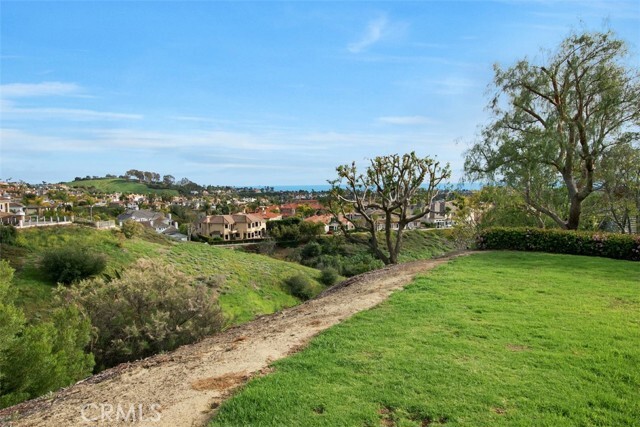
[329,152,450,265]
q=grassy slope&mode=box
[6,226,454,323]
[396,229,456,262]
[166,243,320,323]
[66,178,178,196]
[4,226,321,324]
[210,252,640,426]
[6,226,161,316]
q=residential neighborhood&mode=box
[0,178,466,241]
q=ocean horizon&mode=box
[248,183,482,192]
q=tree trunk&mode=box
[389,229,403,265]
[566,196,582,230]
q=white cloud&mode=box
[0,82,82,98]
[2,105,142,121]
[0,81,139,121]
[378,116,434,125]
[0,128,100,152]
[348,15,389,53]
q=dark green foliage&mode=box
[267,217,324,243]
[319,267,340,286]
[301,241,322,258]
[0,224,17,245]
[293,231,454,277]
[121,219,143,239]
[39,246,107,284]
[477,227,640,261]
[59,258,225,369]
[293,236,382,277]
[0,261,94,409]
[283,274,317,301]
[256,238,276,255]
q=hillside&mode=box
[3,225,322,322]
[66,178,179,196]
[0,253,465,426]
[4,252,637,426]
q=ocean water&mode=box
[249,182,482,192]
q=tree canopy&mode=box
[465,31,640,230]
[329,152,450,264]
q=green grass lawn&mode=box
[66,178,179,196]
[210,252,640,426]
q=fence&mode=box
[19,216,73,228]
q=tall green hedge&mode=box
[477,227,640,261]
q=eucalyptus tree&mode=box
[465,31,640,230]
[329,152,450,265]
[599,143,640,233]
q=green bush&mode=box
[267,217,325,243]
[319,267,340,286]
[477,227,640,261]
[0,224,17,245]
[121,219,143,239]
[340,253,385,276]
[39,246,107,285]
[283,274,317,301]
[301,241,322,258]
[58,258,225,369]
[0,260,94,409]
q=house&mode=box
[116,209,178,234]
[232,214,266,240]
[117,209,164,224]
[0,197,25,226]
[253,205,283,222]
[304,214,355,234]
[424,201,455,228]
[279,203,298,217]
[255,210,283,222]
[279,200,325,218]
[197,213,266,241]
[304,214,332,234]
[162,226,188,241]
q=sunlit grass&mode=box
[66,178,179,196]
[210,252,640,426]
[6,225,324,323]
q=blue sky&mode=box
[1,1,638,187]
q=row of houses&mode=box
[194,200,458,241]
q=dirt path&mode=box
[1,252,469,427]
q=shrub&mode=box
[0,261,94,409]
[256,238,276,255]
[0,306,95,408]
[477,227,640,261]
[58,258,225,369]
[0,224,17,245]
[39,246,107,285]
[319,267,340,286]
[301,241,322,258]
[121,219,143,238]
[340,253,384,276]
[283,274,317,301]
